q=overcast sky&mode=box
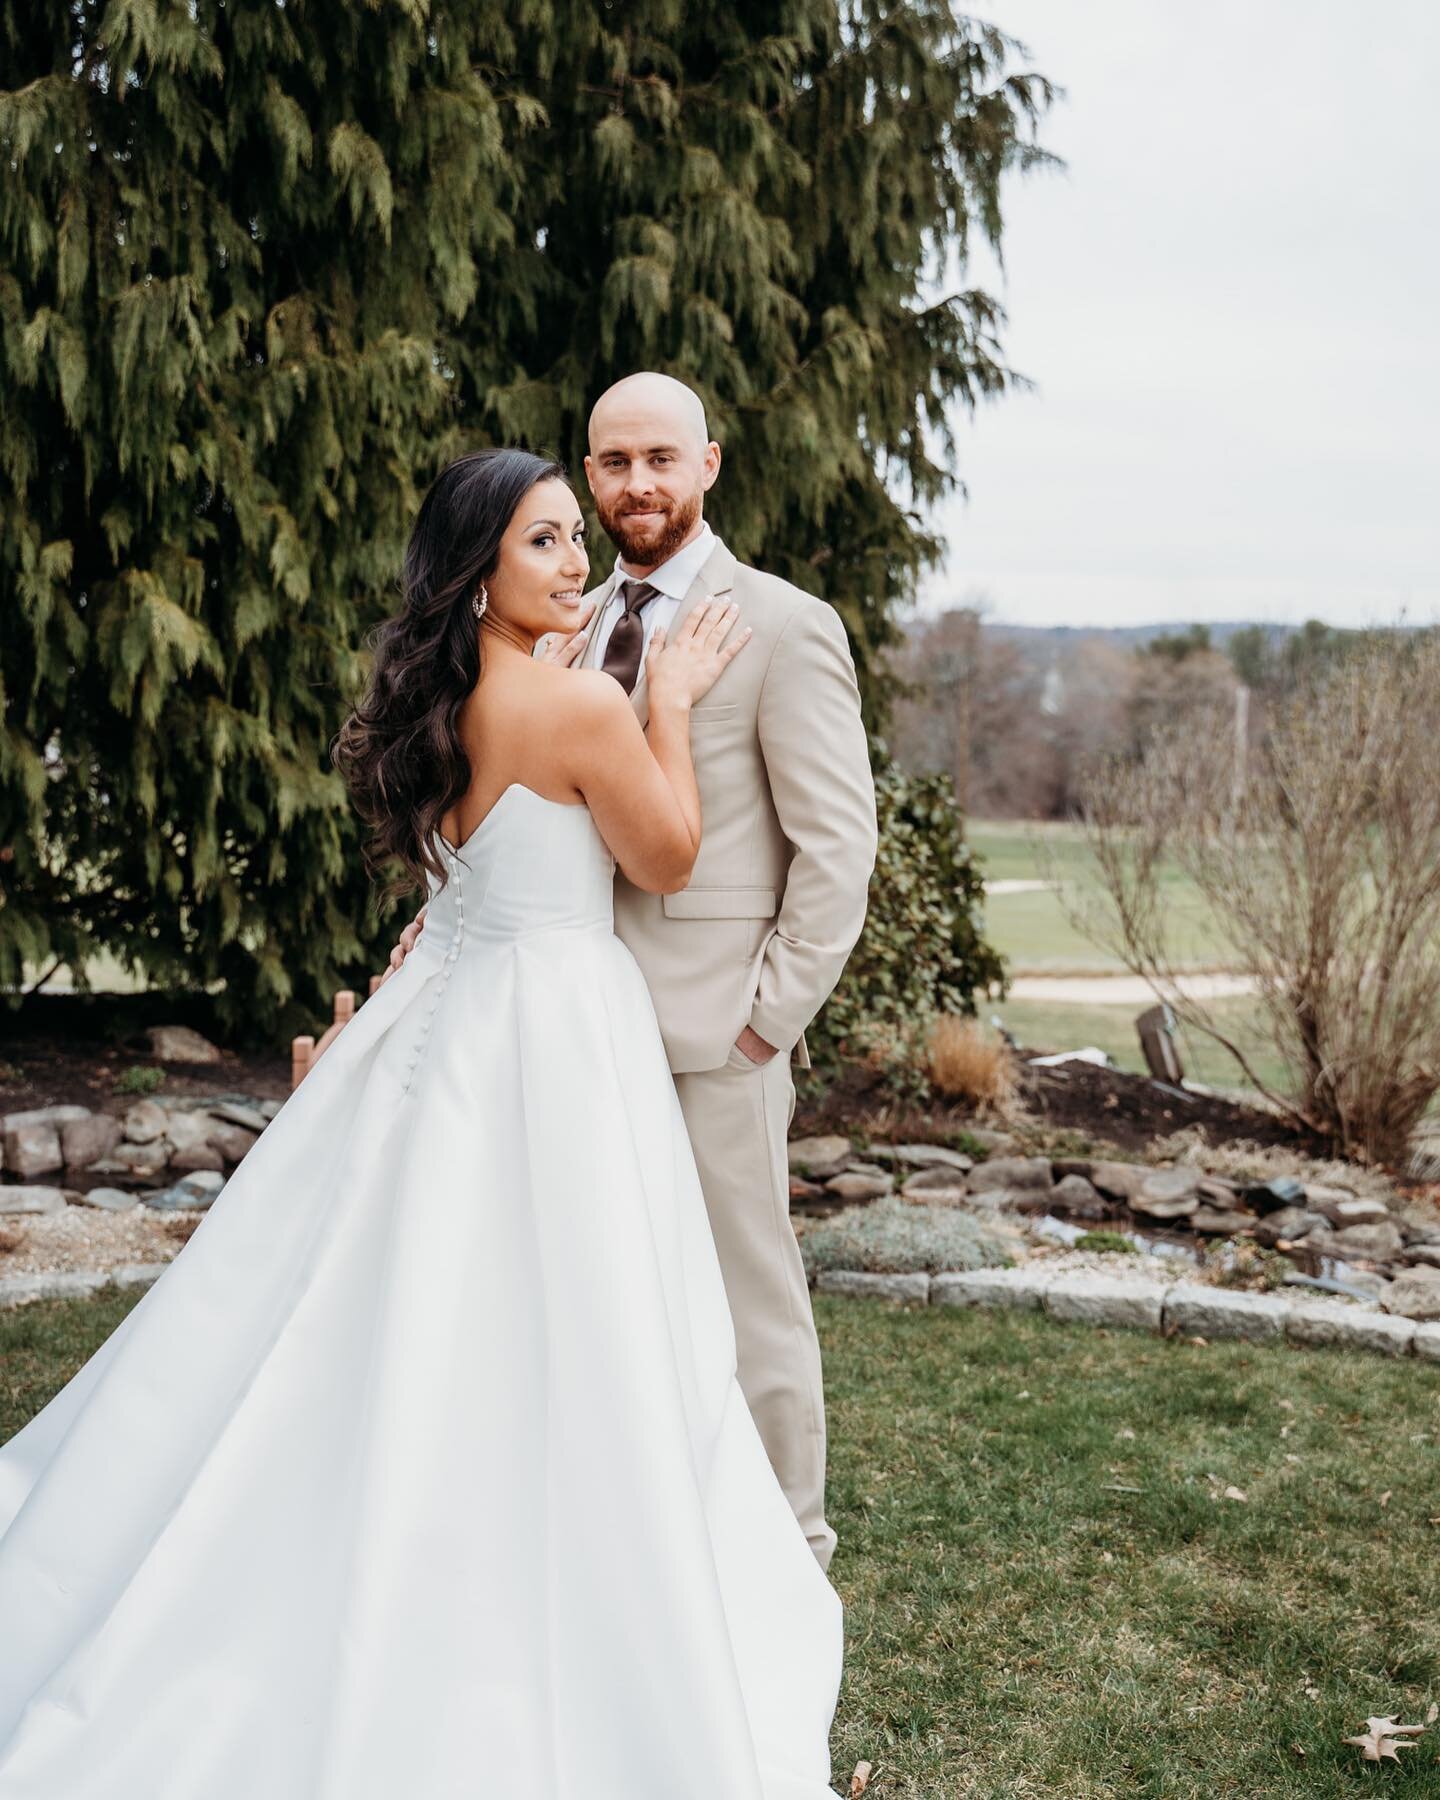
[921,0,1440,630]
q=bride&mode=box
[0,448,844,1797]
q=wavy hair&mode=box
[334,447,566,900]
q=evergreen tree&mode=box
[1,2,1052,1032]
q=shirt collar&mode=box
[612,521,717,604]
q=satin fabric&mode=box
[0,785,843,1798]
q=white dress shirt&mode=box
[590,522,717,668]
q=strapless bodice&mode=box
[419,784,616,947]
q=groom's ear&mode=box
[701,441,721,490]
[582,452,596,494]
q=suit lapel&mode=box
[629,541,739,729]
[578,572,619,673]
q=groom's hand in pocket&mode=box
[732,1025,779,1066]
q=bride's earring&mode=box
[472,583,489,622]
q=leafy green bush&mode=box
[809,754,1007,1070]
[799,1195,1019,1276]
[112,1066,165,1097]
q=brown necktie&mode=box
[599,579,661,695]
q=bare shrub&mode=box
[0,1225,24,1256]
[1065,632,1440,1164]
[927,1015,1018,1111]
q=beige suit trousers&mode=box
[673,1050,836,1573]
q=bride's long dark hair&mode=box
[334,447,566,900]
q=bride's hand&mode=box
[644,598,751,710]
[537,600,597,668]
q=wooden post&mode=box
[290,991,360,1090]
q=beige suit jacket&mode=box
[580,538,877,1074]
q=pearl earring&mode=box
[472,583,488,622]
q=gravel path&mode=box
[0,1207,194,1276]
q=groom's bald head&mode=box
[587,371,710,454]
[584,372,722,573]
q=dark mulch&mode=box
[795,1046,1331,1160]
[1,993,291,1120]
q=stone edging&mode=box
[814,1266,1440,1363]
[0,1264,170,1310]
[6,1262,1439,1366]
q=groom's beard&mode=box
[598,489,702,567]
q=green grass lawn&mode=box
[992,993,1296,1097]
[6,1289,1439,1796]
[967,819,1241,977]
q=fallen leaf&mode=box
[849,1762,874,1797]
[1379,1491,1392,1508]
[1117,1427,1136,1441]
[1342,1715,1426,1763]
[1428,1703,1439,1725]
[1223,1485,1247,1502]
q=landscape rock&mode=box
[1051,1159,1095,1183]
[786,1135,853,1180]
[1307,1194,1392,1229]
[1328,1221,1405,1262]
[1402,1220,1440,1246]
[1413,1322,1440,1364]
[1197,1175,1242,1202]
[823,1171,893,1204]
[1283,1302,1416,1357]
[901,1166,971,1196]
[2,1104,91,1131]
[867,1143,973,1173]
[256,1098,283,1123]
[212,1100,270,1133]
[123,1099,169,1144]
[1044,1272,1168,1331]
[162,1110,219,1153]
[2,1122,63,1179]
[931,1267,1051,1311]
[967,1156,1053,1195]
[102,1141,170,1178]
[1253,1206,1330,1247]
[73,1186,142,1212]
[143,1171,224,1211]
[1130,1167,1201,1220]
[168,1142,225,1175]
[206,1121,259,1163]
[0,1185,68,1215]
[1163,1283,1290,1342]
[1190,1206,1258,1237]
[60,1112,123,1169]
[0,1270,105,1308]
[1243,1176,1308,1212]
[961,1127,1016,1156]
[815,1270,930,1304]
[1090,1161,1148,1201]
[1381,1266,1440,1321]
[1402,1243,1440,1270]
[1048,1174,1108,1219]
[145,1024,223,1064]
[789,1178,829,1208]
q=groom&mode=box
[400,374,876,1570]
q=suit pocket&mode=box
[662,886,779,920]
[690,703,738,722]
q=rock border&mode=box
[813,1266,1440,1364]
[0,1263,170,1310]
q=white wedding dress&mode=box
[0,785,843,1798]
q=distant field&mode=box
[967,819,1240,976]
[966,820,1296,1095]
